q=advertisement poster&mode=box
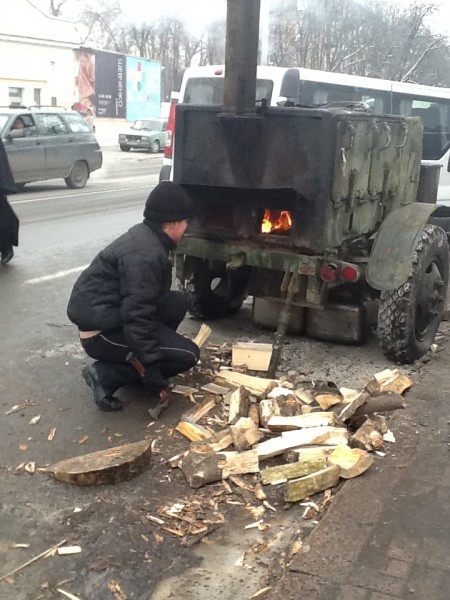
[74,48,161,119]
[95,50,127,118]
[126,57,161,121]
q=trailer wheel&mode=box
[183,258,251,319]
[378,224,448,363]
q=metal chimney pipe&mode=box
[223,0,261,114]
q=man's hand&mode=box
[144,365,169,391]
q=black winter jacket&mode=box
[67,221,175,367]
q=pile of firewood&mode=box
[173,367,413,503]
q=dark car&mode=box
[0,108,103,189]
[118,118,167,153]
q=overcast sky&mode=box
[119,0,449,37]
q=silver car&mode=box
[0,108,103,189]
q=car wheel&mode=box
[378,224,449,363]
[120,144,130,152]
[65,161,89,189]
[150,140,160,154]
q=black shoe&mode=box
[82,365,123,412]
[1,248,13,265]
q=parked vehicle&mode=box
[0,107,102,189]
[172,4,449,364]
[118,118,167,153]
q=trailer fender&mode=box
[366,203,439,291]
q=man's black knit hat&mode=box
[144,181,193,223]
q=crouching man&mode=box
[67,181,199,411]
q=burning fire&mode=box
[261,209,292,234]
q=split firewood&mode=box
[335,392,369,422]
[261,455,327,485]
[365,369,413,396]
[278,395,303,417]
[228,386,250,423]
[256,427,348,460]
[181,397,216,424]
[193,323,212,348]
[283,445,336,463]
[294,388,315,405]
[230,417,264,451]
[339,387,362,403]
[220,449,259,478]
[350,415,388,451]
[284,465,340,502]
[171,385,199,396]
[193,428,233,453]
[314,392,342,410]
[247,403,260,427]
[327,444,374,478]
[175,420,213,443]
[201,382,230,395]
[215,370,278,397]
[45,440,152,486]
[259,399,281,428]
[267,412,337,432]
[232,342,273,371]
[268,387,294,399]
[181,448,223,488]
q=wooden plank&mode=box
[261,456,327,484]
[327,444,374,478]
[232,342,273,371]
[215,370,278,397]
[256,427,348,460]
[46,440,151,486]
[284,465,340,502]
[201,382,230,395]
[267,412,337,432]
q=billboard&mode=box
[74,49,161,119]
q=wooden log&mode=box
[228,386,250,423]
[327,444,374,478]
[181,449,223,488]
[267,412,337,432]
[350,416,388,451]
[220,449,260,478]
[45,440,152,486]
[193,428,233,453]
[365,369,413,396]
[215,370,278,397]
[352,393,406,417]
[283,446,336,463]
[232,342,273,371]
[315,393,342,410]
[261,456,327,484]
[247,403,260,427]
[230,417,264,451]
[256,427,348,460]
[336,392,369,422]
[176,421,213,443]
[193,323,212,348]
[259,398,280,428]
[284,465,340,502]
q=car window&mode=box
[9,114,38,137]
[34,113,69,136]
[63,113,91,133]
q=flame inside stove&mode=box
[261,209,293,234]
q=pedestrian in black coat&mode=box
[0,138,18,265]
[67,181,200,411]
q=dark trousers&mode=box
[80,291,199,393]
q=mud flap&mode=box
[366,203,438,291]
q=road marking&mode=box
[11,182,156,205]
[24,265,89,285]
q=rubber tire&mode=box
[65,161,89,189]
[150,140,160,154]
[183,258,251,319]
[378,224,449,363]
[120,144,131,152]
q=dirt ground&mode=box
[1,300,445,600]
